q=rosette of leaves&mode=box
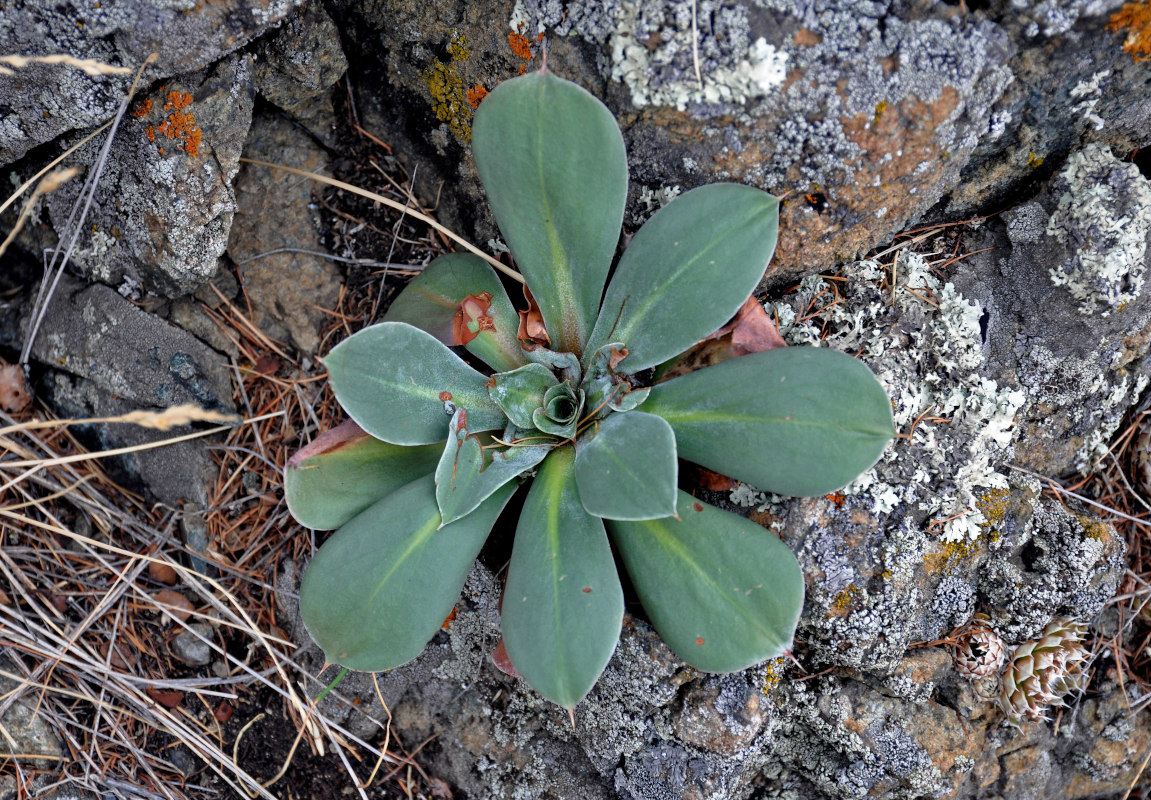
[285,71,894,708]
[1000,618,1089,726]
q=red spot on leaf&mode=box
[439,391,453,402]
[692,502,704,512]
[695,637,705,645]
[582,587,592,594]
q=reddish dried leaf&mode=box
[149,561,178,585]
[98,640,138,671]
[215,701,235,722]
[0,588,9,605]
[608,347,628,371]
[453,292,496,346]
[0,362,31,413]
[492,638,522,678]
[429,777,455,800]
[713,296,787,356]
[146,687,184,708]
[154,589,194,622]
[516,285,551,350]
[288,418,368,467]
[687,464,737,492]
[254,355,282,376]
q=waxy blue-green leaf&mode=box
[532,382,584,438]
[574,411,677,520]
[326,322,506,445]
[435,408,550,525]
[472,71,627,355]
[487,363,558,429]
[641,347,894,496]
[382,253,527,372]
[585,184,779,372]
[608,492,803,673]
[300,475,515,671]
[285,419,442,530]
[502,447,623,708]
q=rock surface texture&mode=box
[2,2,1151,800]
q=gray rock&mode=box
[170,623,214,666]
[0,658,64,772]
[226,103,342,355]
[25,273,234,506]
[255,2,349,113]
[39,53,256,298]
[0,0,304,166]
[953,143,1151,476]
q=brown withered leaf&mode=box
[215,701,235,722]
[288,418,367,467]
[154,589,194,622]
[453,292,496,346]
[658,297,786,383]
[685,463,737,492]
[149,561,178,585]
[146,687,184,708]
[516,285,550,350]
[492,638,522,678]
[254,355,282,376]
[0,361,31,413]
[98,640,139,671]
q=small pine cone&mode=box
[1000,618,1090,726]
[954,615,1007,680]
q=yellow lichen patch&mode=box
[1109,1,1151,62]
[974,487,1011,533]
[1027,151,1044,169]
[762,656,787,694]
[1076,515,1111,541]
[421,31,474,141]
[873,100,887,125]
[829,584,861,616]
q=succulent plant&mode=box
[1000,618,1089,726]
[953,613,1007,702]
[284,70,895,708]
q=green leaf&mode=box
[326,322,506,445]
[285,419,443,530]
[641,347,894,496]
[574,411,677,520]
[502,447,623,708]
[435,408,550,526]
[487,363,558,429]
[472,71,627,355]
[608,492,803,673]
[383,253,527,372]
[585,184,779,372]
[300,475,515,671]
[531,382,584,438]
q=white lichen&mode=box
[1046,143,1151,316]
[768,253,1025,542]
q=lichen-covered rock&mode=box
[254,1,349,113]
[0,0,303,167]
[26,53,256,299]
[953,143,1151,476]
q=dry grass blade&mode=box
[0,54,133,76]
[240,157,525,285]
[0,404,241,437]
[0,167,79,260]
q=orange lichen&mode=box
[163,90,193,111]
[145,125,155,143]
[132,98,152,118]
[508,31,533,60]
[466,85,488,108]
[1109,2,1151,62]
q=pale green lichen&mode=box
[1046,143,1151,316]
[767,253,1025,543]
